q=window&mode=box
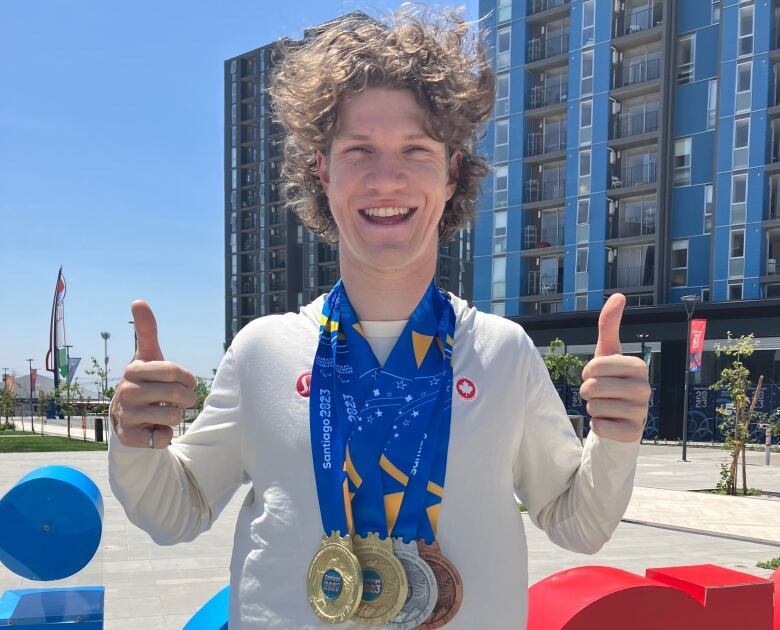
[580,100,592,145]
[707,80,717,129]
[674,138,692,186]
[712,0,721,23]
[493,211,507,254]
[496,74,510,116]
[575,294,588,311]
[492,301,506,316]
[736,62,751,113]
[678,36,695,84]
[577,198,590,242]
[497,26,511,72]
[495,119,509,163]
[492,256,506,300]
[498,0,511,23]
[702,287,710,302]
[728,283,743,300]
[576,247,588,292]
[671,240,688,287]
[582,0,595,47]
[738,5,754,56]
[731,173,747,224]
[494,165,508,208]
[704,184,713,233]
[729,229,745,278]
[733,117,750,170]
[581,50,594,95]
[579,150,591,194]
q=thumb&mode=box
[130,300,164,361]
[595,293,626,357]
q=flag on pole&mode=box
[689,319,707,373]
[46,266,67,377]
[30,369,37,392]
[59,347,69,380]
[67,357,81,385]
[5,375,16,394]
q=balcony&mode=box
[528,270,563,295]
[610,208,656,239]
[523,220,565,249]
[610,162,657,190]
[611,110,659,139]
[614,3,663,38]
[526,32,569,63]
[268,228,287,247]
[527,81,568,109]
[608,264,655,289]
[613,58,661,89]
[528,0,569,15]
[526,130,567,156]
[525,175,566,203]
[269,250,286,270]
[242,214,256,230]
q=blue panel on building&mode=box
[474,211,493,258]
[473,256,491,302]
[675,82,708,136]
[695,26,720,80]
[671,186,704,238]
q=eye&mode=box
[345,146,370,154]
[406,146,431,153]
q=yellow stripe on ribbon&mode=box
[379,454,409,487]
[343,477,354,534]
[412,331,435,369]
[384,492,404,535]
[352,322,367,339]
[426,481,444,498]
[346,447,362,489]
[446,334,454,348]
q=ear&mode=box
[316,151,330,195]
[446,150,463,200]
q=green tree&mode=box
[194,377,212,415]
[85,357,111,413]
[0,388,15,429]
[543,338,586,385]
[54,380,85,438]
[710,333,761,496]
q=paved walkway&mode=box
[0,445,777,628]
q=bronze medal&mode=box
[307,532,363,624]
[352,533,408,625]
[416,540,463,629]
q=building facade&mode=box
[476,0,780,437]
[224,20,472,350]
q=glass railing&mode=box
[615,3,663,37]
[611,161,657,189]
[528,270,561,295]
[612,110,659,139]
[616,58,662,88]
[523,222,565,248]
[526,32,570,62]
[524,176,566,202]
[613,210,656,238]
[609,264,655,288]
[526,130,567,155]
[528,0,570,16]
[527,82,568,109]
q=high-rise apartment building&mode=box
[476,0,780,438]
[224,17,472,350]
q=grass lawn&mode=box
[0,432,107,452]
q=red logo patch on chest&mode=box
[296,371,312,397]
[455,376,477,401]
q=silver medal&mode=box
[388,538,438,629]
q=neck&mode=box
[339,254,436,321]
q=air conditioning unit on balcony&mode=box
[609,200,618,215]
[607,248,617,263]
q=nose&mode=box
[364,151,408,194]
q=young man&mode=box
[109,10,650,629]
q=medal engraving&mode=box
[387,538,438,629]
[416,540,463,629]
[307,532,363,624]
[353,533,408,625]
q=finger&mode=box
[120,381,197,409]
[118,404,183,428]
[581,355,648,381]
[131,300,164,362]
[579,376,651,402]
[589,417,644,443]
[123,360,197,388]
[116,424,174,449]
[594,293,626,358]
[586,398,647,423]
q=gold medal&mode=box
[307,532,363,624]
[416,540,463,629]
[352,532,408,625]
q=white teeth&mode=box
[363,207,411,217]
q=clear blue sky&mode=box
[1,0,476,390]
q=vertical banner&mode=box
[689,319,707,373]
[30,369,37,392]
[5,375,16,394]
[67,357,81,385]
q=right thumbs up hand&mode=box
[111,300,197,449]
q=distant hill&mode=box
[7,373,101,399]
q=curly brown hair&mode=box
[269,7,495,243]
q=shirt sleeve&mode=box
[512,334,640,554]
[108,345,246,545]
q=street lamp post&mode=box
[26,359,34,434]
[62,344,72,438]
[100,331,110,401]
[129,320,137,354]
[681,295,701,462]
[636,333,650,366]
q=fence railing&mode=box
[615,57,662,88]
[614,3,663,37]
[526,130,567,156]
[608,264,655,289]
[527,82,568,109]
[526,32,570,62]
[611,162,657,189]
[528,270,561,295]
[612,110,659,139]
[525,176,566,202]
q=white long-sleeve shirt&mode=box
[109,294,640,629]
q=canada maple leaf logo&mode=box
[455,377,476,400]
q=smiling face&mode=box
[316,88,460,280]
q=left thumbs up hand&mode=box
[579,294,651,443]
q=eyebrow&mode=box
[337,132,434,142]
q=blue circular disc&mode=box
[0,465,103,581]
